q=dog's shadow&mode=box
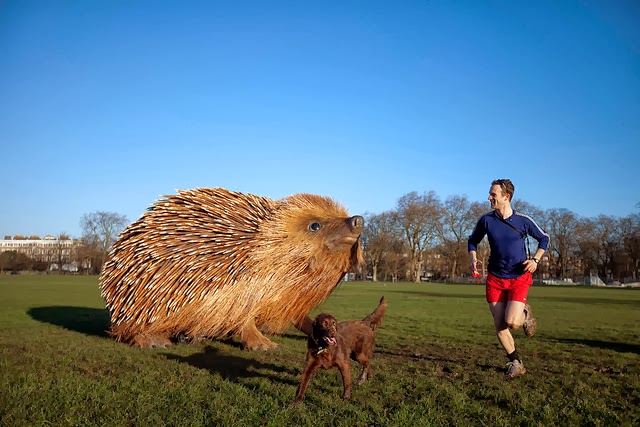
[27,306,110,337]
[163,344,299,385]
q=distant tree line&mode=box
[361,192,640,284]
[3,197,639,284]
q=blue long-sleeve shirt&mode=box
[468,210,550,279]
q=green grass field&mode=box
[1,275,639,426]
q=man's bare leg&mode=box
[489,302,515,354]
[505,300,526,330]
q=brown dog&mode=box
[293,296,386,405]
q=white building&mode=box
[0,235,77,263]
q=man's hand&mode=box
[470,259,482,277]
[523,259,539,273]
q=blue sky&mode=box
[2,1,639,239]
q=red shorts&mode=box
[486,272,532,303]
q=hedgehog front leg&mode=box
[131,333,172,349]
[239,319,278,350]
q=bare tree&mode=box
[543,208,579,279]
[596,215,625,281]
[361,211,400,282]
[379,239,406,282]
[575,218,599,278]
[576,215,624,282]
[80,211,129,273]
[76,236,98,275]
[437,196,485,279]
[619,214,640,281]
[396,191,442,282]
[0,251,7,274]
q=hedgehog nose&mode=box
[349,215,364,232]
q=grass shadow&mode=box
[538,296,640,306]
[163,344,298,385]
[383,289,482,299]
[377,348,468,363]
[27,306,110,337]
[556,338,640,354]
[280,332,308,342]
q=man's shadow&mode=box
[556,338,640,355]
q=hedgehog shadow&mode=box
[27,306,110,337]
[163,344,299,385]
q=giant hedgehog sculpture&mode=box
[100,188,364,350]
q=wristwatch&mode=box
[532,258,540,264]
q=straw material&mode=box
[100,188,364,348]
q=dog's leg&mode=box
[293,358,320,406]
[355,353,372,385]
[338,361,353,400]
[356,360,370,385]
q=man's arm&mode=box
[523,216,549,273]
[526,216,550,251]
[468,217,485,276]
[469,250,482,276]
[523,248,545,273]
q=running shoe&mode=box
[505,359,526,379]
[523,304,537,337]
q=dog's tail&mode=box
[362,296,386,331]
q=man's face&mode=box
[488,184,510,210]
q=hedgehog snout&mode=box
[348,215,364,233]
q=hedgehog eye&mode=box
[309,222,322,232]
